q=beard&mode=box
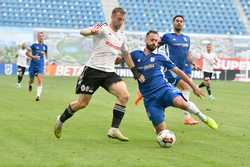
[174,27,182,33]
[146,44,157,52]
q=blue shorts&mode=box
[29,66,44,79]
[165,67,192,86]
[165,71,181,87]
[143,86,183,126]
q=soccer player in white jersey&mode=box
[198,43,218,100]
[16,43,28,88]
[54,7,144,141]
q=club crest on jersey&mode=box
[184,37,187,41]
[137,59,141,62]
[150,57,155,62]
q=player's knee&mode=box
[118,92,130,104]
[77,100,89,109]
[173,96,187,110]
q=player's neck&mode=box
[174,29,182,35]
[143,48,152,56]
[109,24,119,32]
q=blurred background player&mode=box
[160,15,199,125]
[54,7,144,141]
[199,43,218,100]
[16,42,28,88]
[26,32,48,101]
[131,30,218,140]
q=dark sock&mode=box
[18,75,22,83]
[111,104,126,128]
[60,105,75,123]
[199,82,205,88]
[206,86,211,95]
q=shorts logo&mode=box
[80,84,93,93]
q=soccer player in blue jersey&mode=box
[160,15,199,125]
[26,32,48,101]
[131,30,218,139]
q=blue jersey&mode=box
[161,33,190,70]
[131,50,176,97]
[30,43,48,69]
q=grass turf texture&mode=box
[0,76,249,167]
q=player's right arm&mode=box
[80,24,103,36]
[172,67,205,97]
[26,46,40,60]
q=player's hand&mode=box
[138,74,145,83]
[115,56,123,65]
[192,86,205,98]
[131,67,145,83]
[32,55,40,60]
[91,24,102,34]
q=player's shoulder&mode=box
[181,34,190,40]
[162,32,172,39]
[131,49,144,57]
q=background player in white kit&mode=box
[54,7,144,141]
[199,43,218,100]
[16,42,28,88]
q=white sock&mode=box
[187,101,207,121]
[182,90,191,117]
[37,85,43,97]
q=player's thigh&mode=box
[103,73,129,98]
[108,81,129,100]
[176,79,189,91]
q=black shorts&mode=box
[75,66,123,95]
[17,65,26,76]
[203,72,213,80]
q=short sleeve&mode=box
[160,34,169,45]
[159,54,176,70]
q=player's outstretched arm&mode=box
[123,50,145,83]
[172,67,205,97]
[80,24,102,36]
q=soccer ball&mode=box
[157,129,176,148]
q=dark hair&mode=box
[146,30,159,37]
[173,15,185,22]
[112,7,126,15]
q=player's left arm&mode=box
[45,45,48,65]
[172,67,205,97]
[122,50,145,83]
[187,51,199,70]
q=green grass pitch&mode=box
[0,76,249,167]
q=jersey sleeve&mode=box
[160,33,169,45]
[187,36,191,51]
[45,44,48,53]
[91,23,107,35]
[159,54,176,70]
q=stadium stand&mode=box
[240,0,250,20]
[0,0,105,29]
[118,0,247,35]
[0,0,248,35]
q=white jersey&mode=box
[17,49,28,67]
[202,52,217,73]
[85,24,128,72]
